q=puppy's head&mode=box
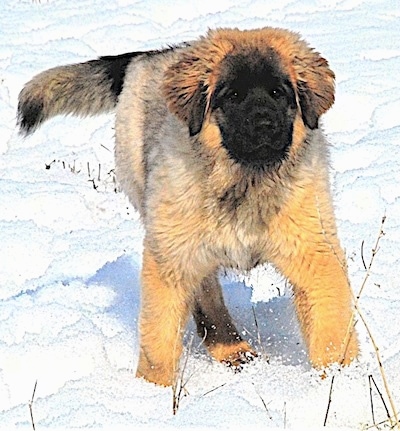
[163,27,335,168]
[209,49,299,167]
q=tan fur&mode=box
[265,143,358,367]
[18,27,359,387]
[163,28,335,127]
[18,62,117,133]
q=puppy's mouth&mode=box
[213,101,296,168]
[221,138,291,170]
[223,119,292,168]
[247,140,287,155]
[245,108,289,149]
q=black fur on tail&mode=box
[17,50,158,135]
[18,98,46,136]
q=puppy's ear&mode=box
[163,50,208,136]
[163,35,232,136]
[187,83,207,136]
[294,52,335,129]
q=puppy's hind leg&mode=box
[193,273,257,368]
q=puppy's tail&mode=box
[17,51,147,135]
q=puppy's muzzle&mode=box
[246,108,286,151]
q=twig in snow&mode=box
[202,383,226,397]
[360,240,367,271]
[316,206,398,429]
[343,216,398,429]
[356,215,386,302]
[68,159,80,174]
[252,306,262,353]
[45,159,55,170]
[101,143,112,152]
[352,217,398,429]
[242,306,267,362]
[88,178,98,190]
[252,383,273,420]
[172,333,195,415]
[28,380,37,431]
[323,375,335,427]
[368,374,376,427]
[366,373,400,430]
[368,372,392,427]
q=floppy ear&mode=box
[294,52,335,129]
[162,35,232,136]
[162,48,209,136]
[186,83,207,136]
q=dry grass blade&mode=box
[243,306,269,362]
[351,217,398,429]
[29,380,37,431]
[252,383,273,420]
[202,383,226,397]
[345,215,398,429]
[356,305,399,429]
[172,334,195,415]
[356,215,386,301]
[323,376,335,427]
[368,374,393,427]
[316,205,399,429]
[252,305,263,353]
[368,374,376,427]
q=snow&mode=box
[1,0,399,429]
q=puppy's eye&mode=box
[213,86,244,108]
[228,90,240,101]
[270,87,285,99]
[227,89,245,103]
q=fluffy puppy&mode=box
[18,27,359,386]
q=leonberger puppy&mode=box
[18,27,359,386]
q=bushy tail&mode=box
[17,51,146,135]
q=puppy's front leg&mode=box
[267,179,359,369]
[136,245,193,386]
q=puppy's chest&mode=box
[217,223,268,271]
[209,191,281,270]
[215,179,284,228]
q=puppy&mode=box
[18,27,359,386]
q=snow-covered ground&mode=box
[1,0,399,429]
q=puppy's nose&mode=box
[253,113,276,130]
[247,109,279,133]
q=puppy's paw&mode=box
[223,349,258,372]
[209,340,258,371]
